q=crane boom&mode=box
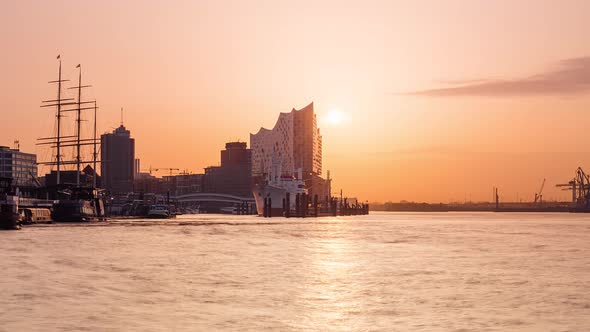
[540,179,545,193]
[534,178,546,203]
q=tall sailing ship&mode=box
[37,56,106,222]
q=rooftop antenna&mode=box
[120,107,124,126]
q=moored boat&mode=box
[0,195,21,230]
[147,204,174,219]
[0,177,22,230]
[51,187,106,222]
[252,170,307,217]
[20,208,52,224]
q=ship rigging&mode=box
[37,55,100,188]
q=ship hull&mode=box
[0,212,21,230]
[252,184,287,216]
[253,183,306,217]
[51,200,101,222]
[146,212,174,219]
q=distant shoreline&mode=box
[371,202,574,213]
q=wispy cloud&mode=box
[405,57,590,97]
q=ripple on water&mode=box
[1,213,589,331]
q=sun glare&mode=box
[325,109,345,125]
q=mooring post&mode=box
[314,194,318,217]
[302,193,307,218]
[285,192,290,218]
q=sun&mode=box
[326,109,344,125]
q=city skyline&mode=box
[2,1,590,202]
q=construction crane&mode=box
[534,178,545,204]
[151,167,180,177]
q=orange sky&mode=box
[1,0,590,203]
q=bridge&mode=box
[174,193,255,205]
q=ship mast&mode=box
[38,55,72,186]
[76,65,82,186]
[38,57,99,188]
[93,101,98,189]
[57,58,62,184]
[68,64,91,187]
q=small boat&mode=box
[20,208,52,224]
[0,177,22,230]
[1,196,21,230]
[147,204,174,219]
[219,206,238,214]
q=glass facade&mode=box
[0,146,38,187]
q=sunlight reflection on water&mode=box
[1,212,590,331]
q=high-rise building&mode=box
[204,141,252,197]
[250,102,329,198]
[100,125,135,193]
[0,146,38,188]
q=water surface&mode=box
[1,212,589,331]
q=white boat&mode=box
[252,168,307,217]
[147,204,174,219]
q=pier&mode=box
[262,193,369,218]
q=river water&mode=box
[1,212,589,331]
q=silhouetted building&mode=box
[133,172,160,194]
[132,172,204,196]
[44,166,100,188]
[0,146,38,188]
[204,142,252,197]
[101,125,135,193]
[169,173,204,195]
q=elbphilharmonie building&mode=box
[250,102,331,199]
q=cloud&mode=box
[406,57,590,97]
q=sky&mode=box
[1,0,590,203]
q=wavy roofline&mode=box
[250,102,314,136]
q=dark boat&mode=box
[51,187,106,222]
[0,177,22,230]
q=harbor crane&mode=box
[575,167,590,208]
[555,179,576,203]
[534,178,545,204]
[555,167,590,207]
